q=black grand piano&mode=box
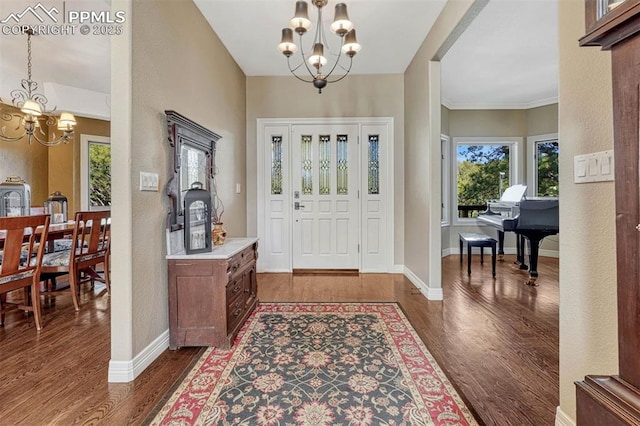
[477,184,559,285]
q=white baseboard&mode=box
[555,406,575,426]
[540,249,560,258]
[257,269,292,273]
[108,329,170,383]
[403,266,443,301]
[441,248,451,257]
[259,267,405,274]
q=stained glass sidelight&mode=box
[368,135,380,194]
[319,135,331,195]
[271,136,283,195]
[301,135,313,195]
[337,134,348,195]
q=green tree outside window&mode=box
[89,143,111,207]
[457,144,510,217]
[536,141,559,197]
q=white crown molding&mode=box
[441,96,558,111]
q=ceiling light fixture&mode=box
[0,29,76,146]
[278,0,362,94]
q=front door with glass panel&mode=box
[291,125,359,269]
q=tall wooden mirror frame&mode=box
[165,110,221,231]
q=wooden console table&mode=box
[167,238,258,350]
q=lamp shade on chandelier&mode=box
[0,29,76,146]
[278,0,362,93]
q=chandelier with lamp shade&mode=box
[0,29,76,147]
[278,0,362,94]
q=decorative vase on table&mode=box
[212,223,226,246]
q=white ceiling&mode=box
[0,0,559,117]
[0,0,111,119]
[193,0,448,76]
[441,0,558,109]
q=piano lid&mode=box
[500,184,527,202]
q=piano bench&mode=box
[459,233,497,278]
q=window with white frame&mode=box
[454,137,519,222]
[441,134,450,226]
[527,134,559,197]
[81,135,111,211]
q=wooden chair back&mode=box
[0,215,50,330]
[70,211,111,303]
[71,211,110,264]
[40,211,110,311]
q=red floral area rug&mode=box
[150,303,477,426]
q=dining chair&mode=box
[38,211,110,311]
[0,215,50,330]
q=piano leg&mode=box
[497,230,505,261]
[525,236,542,286]
[516,234,529,270]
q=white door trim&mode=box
[257,117,394,273]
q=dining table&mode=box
[0,219,77,251]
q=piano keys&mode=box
[477,185,559,285]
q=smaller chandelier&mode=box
[278,0,362,94]
[0,29,76,146]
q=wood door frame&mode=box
[257,117,394,273]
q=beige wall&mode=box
[558,0,617,421]
[405,0,485,289]
[449,109,527,137]
[443,105,559,252]
[111,0,246,359]
[47,116,110,213]
[527,103,558,136]
[246,74,405,264]
[0,104,49,205]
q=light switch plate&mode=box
[140,171,159,191]
[574,150,614,183]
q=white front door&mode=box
[291,125,359,269]
[258,118,393,273]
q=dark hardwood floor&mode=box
[0,254,558,425]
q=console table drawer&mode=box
[170,261,214,277]
[226,277,244,301]
[227,244,256,273]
